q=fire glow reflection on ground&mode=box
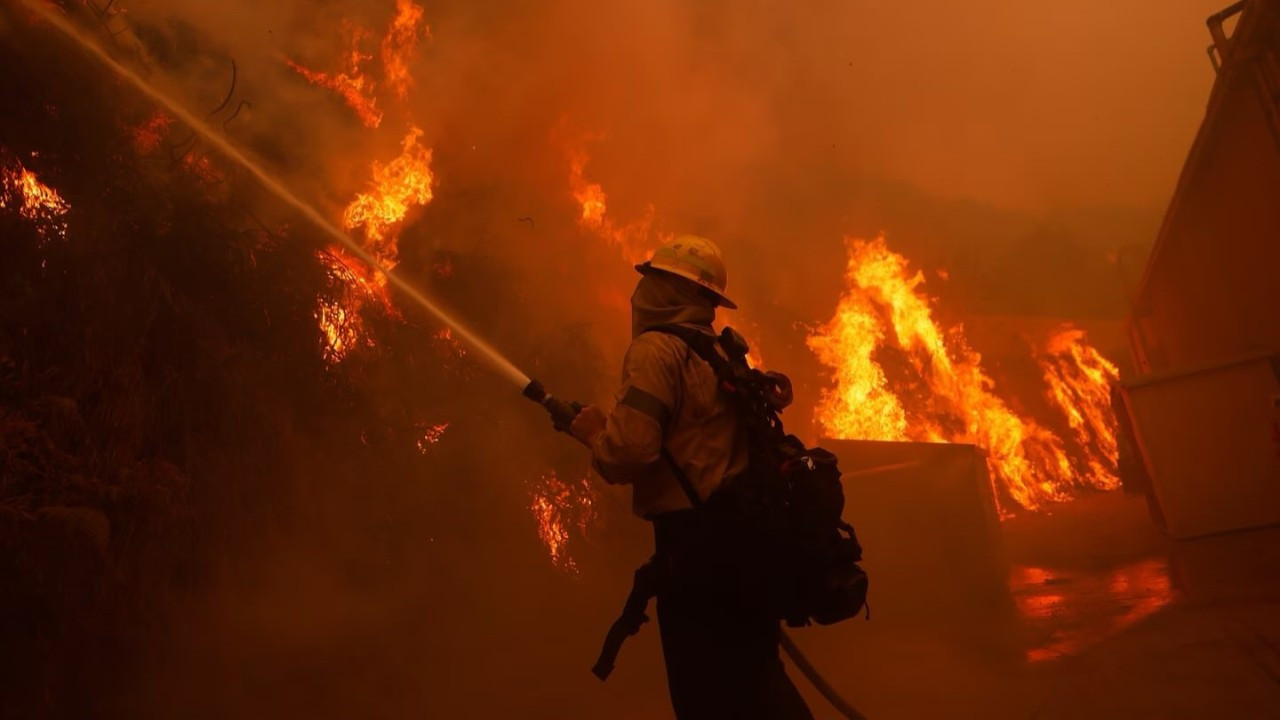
[1011,557,1177,663]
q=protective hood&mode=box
[630,272,716,339]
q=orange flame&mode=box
[1040,325,1122,490]
[314,127,432,366]
[315,249,382,364]
[316,295,364,365]
[382,0,428,101]
[806,287,910,441]
[725,317,767,370]
[286,24,383,128]
[567,146,656,265]
[809,236,1119,513]
[528,470,598,573]
[342,125,434,269]
[1,157,70,242]
[567,142,767,363]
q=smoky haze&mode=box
[119,0,1226,346]
[4,0,1231,717]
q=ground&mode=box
[783,493,1280,719]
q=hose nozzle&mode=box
[523,379,583,434]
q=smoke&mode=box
[105,0,1227,339]
[3,0,1231,717]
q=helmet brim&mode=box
[635,262,738,309]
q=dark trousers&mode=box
[653,508,812,720]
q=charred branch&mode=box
[222,100,252,132]
[206,59,237,118]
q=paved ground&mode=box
[786,493,1280,719]
[132,489,1280,719]
[1021,519,1280,720]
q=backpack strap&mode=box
[642,324,735,509]
[661,449,703,509]
[593,326,738,683]
[645,324,737,384]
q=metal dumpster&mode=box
[1119,352,1280,538]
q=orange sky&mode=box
[814,0,1230,210]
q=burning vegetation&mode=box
[1,154,70,242]
[527,470,599,574]
[286,25,385,129]
[312,125,433,365]
[342,125,434,268]
[285,0,429,128]
[0,7,496,713]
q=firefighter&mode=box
[570,235,813,720]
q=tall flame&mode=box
[567,146,656,265]
[1040,325,1122,489]
[342,125,434,269]
[286,24,383,128]
[806,288,910,441]
[382,0,428,101]
[809,236,1120,513]
[1,156,70,242]
[315,125,433,365]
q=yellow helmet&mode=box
[635,234,737,309]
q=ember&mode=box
[181,152,224,185]
[416,422,449,452]
[130,110,172,154]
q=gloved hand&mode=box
[570,405,607,447]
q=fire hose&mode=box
[524,381,868,720]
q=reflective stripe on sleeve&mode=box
[620,385,672,430]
